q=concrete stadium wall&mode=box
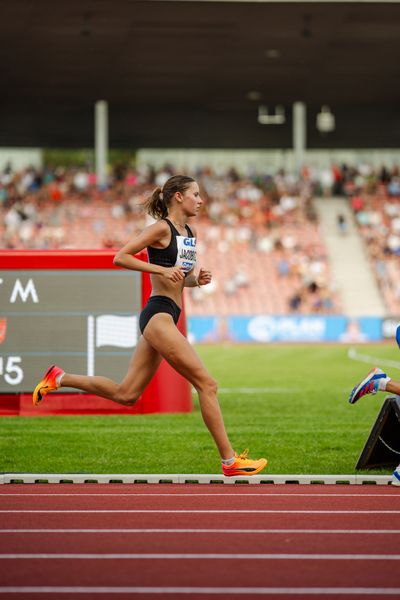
[138,148,400,174]
[2,147,400,173]
[0,148,42,171]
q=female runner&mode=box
[33,175,267,476]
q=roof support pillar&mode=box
[292,101,306,174]
[95,100,108,188]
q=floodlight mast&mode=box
[293,101,306,174]
[95,100,108,188]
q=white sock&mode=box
[56,372,65,388]
[221,456,235,466]
[378,376,391,391]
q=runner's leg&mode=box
[61,335,162,406]
[143,313,235,460]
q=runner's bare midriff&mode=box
[149,273,184,308]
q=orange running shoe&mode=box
[32,364,64,406]
[222,449,267,477]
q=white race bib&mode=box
[175,236,197,273]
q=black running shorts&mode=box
[139,295,181,334]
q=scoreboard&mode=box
[0,267,141,393]
[0,249,192,415]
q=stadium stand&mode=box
[185,218,339,316]
[9,161,399,316]
[344,165,400,315]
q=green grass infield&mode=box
[1,344,399,475]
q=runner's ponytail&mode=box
[144,175,195,220]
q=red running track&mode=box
[0,484,399,599]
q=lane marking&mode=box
[1,553,400,560]
[348,347,400,370]
[1,528,399,534]
[1,509,399,514]
[1,493,398,498]
[1,587,400,595]
[218,387,303,394]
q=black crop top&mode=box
[147,218,197,275]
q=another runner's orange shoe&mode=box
[32,365,64,406]
[222,449,267,477]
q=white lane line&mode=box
[1,528,399,534]
[0,509,399,514]
[1,553,400,560]
[1,493,398,497]
[1,587,400,596]
[348,347,400,370]
[218,388,303,394]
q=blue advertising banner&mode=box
[188,315,383,344]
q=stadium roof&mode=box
[1,0,400,148]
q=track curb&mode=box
[0,473,394,485]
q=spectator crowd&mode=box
[338,164,400,315]
[1,160,399,316]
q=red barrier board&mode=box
[0,250,192,416]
